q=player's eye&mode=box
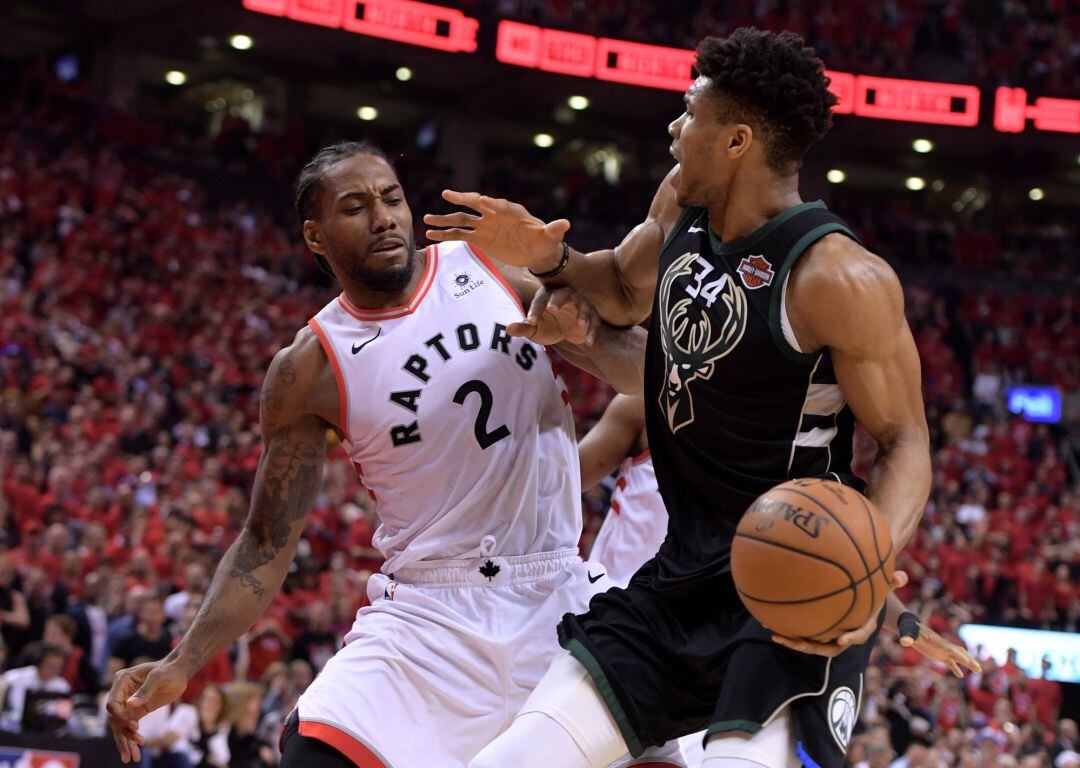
[385,197,403,206]
[345,206,364,214]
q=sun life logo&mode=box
[450,270,485,298]
[828,686,858,751]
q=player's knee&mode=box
[469,712,592,768]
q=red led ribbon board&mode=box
[994,87,1080,134]
[594,38,695,92]
[242,0,479,52]
[853,75,980,126]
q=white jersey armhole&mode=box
[779,273,804,354]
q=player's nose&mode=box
[369,200,395,232]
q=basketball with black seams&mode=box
[731,478,895,641]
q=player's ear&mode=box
[303,220,326,256]
[728,124,753,159]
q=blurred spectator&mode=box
[111,596,171,668]
[191,683,231,768]
[225,682,276,768]
[288,601,336,673]
[0,643,69,729]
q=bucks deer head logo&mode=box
[658,252,747,433]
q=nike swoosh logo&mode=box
[351,328,381,355]
[687,225,705,233]
[587,571,605,584]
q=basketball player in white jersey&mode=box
[104,142,684,768]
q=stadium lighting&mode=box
[396,67,413,82]
[357,106,379,121]
[230,34,254,50]
[905,176,926,191]
[1028,187,1044,201]
[826,169,846,184]
[912,138,933,153]
[533,133,555,148]
[164,70,187,86]
[567,95,590,110]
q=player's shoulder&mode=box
[261,326,337,431]
[789,233,905,353]
[793,233,902,309]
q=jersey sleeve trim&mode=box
[337,245,439,321]
[307,317,352,445]
[465,243,525,315]
[659,206,701,259]
[767,223,856,364]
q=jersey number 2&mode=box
[453,380,511,449]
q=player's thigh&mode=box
[470,650,629,768]
[298,591,504,766]
[702,709,800,768]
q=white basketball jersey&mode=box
[309,242,581,573]
[588,451,668,587]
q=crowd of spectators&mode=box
[468,0,1080,97]
[0,69,1077,767]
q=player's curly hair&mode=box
[294,141,395,276]
[694,28,836,173]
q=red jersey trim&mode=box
[337,245,439,321]
[297,720,390,767]
[632,449,651,464]
[307,317,351,445]
[466,243,526,315]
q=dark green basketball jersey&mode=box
[644,200,862,584]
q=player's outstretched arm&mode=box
[497,268,647,394]
[578,394,646,490]
[424,166,682,327]
[106,342,329,763]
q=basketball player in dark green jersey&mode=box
[427,28,934,768]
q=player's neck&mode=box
[708,170,802,245]
[340,248,427,310]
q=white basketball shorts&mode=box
[295,549,649,768]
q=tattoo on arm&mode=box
[228,423,323,598]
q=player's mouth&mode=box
[369,238,406,258]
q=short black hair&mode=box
[694,28,836,173]
[294,141,394,276]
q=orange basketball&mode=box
[731,478,895,642]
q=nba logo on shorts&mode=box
[827,686,857,751]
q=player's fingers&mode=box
[948,660,964,678]
[425,227,476,243]
[440,189,482,209]
[111,725,131,763]
[442,190,500,214]
[837,616,875,647]
[891,570,909,590]
[772,634,842,657]
[957,650,981,674]
[899,635,915,648]
[507,319,537,339]
[423,212,481,228]
[544,219,571,240]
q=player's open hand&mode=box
[771,570,909,657]
[107,659,190,763]
[901,623,981,678]
[508,286,599,346]
[423,191,570,273]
